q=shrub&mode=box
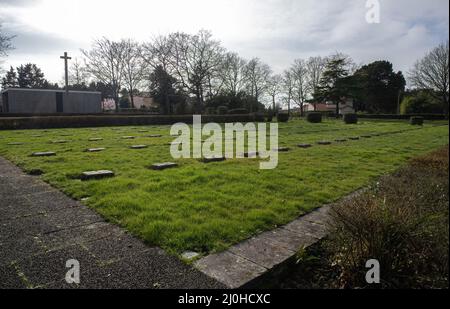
[204,107,216,115]
[253,112,265,122]
[277,113,289,123]
[327,147,449,288]
[307,112,322,123]
[216,106,228,115]
[228,108,248,115]
[410,116,424,125]
[400,91,444,115]
[343,113,358,124]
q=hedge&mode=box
[216,106,228,115]
[228,108,248,115]
[357,114,447,120]
[277,113,290,123]
[410,116,424,126]
[307,112,323,123]
[254,112,266,122]
[0,114,257,130]
[343,113,358,124]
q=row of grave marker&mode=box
[9,128,424,181]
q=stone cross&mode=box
[60,52,72,95]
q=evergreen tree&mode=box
[1,66,18,89]
[16,63,47,88]
[315,56,351,117]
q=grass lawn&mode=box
[0,119,448,256]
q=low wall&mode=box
[0,114,257,130]
[357,114,448,120]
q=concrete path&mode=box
[194,205,332,288]
[0,157,224,289]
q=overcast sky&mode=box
[0,0,448,83]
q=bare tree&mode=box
[267,74,282,112]
[122,39,146,108]
[168,30,224,113]
[306,56,327,110]
[68,58,90,86]
[141,35,177,113]
[291,59,310,116]
[243,58,272,112]
[82,38,126,111]
[282,70,295,116]
[0,23,15,71]
[141,35,173,72]
[219,52,247,96]
[409,41,449,115]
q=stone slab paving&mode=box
[0,157,224,289]
[194,205,333,289]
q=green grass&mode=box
[0,119,448,256]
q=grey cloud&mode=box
[0,0,42,8]
[9,29,79,55]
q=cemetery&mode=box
[0,0,448,289]
[0,118,448,260]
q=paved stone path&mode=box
[0,157,224,289]
[194,205,332,288]
[194,186,367,288]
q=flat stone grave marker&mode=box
[31,151,56,157]
[7,142,24,145]
[360,135,372,138]
[81,170,115,181]
[274,147,290,152]
[147,134,162,138]
[89,138,103,141]
[150,162,178,170]
[317,141,332,145]
[129,145,148,149]
[335,139,347,143]
[52,140,68,144]
[31,135,43,138]
[298,144,312,149]
[86,148,106,153]
[201,156,226,163]
[240,151,259,158]
[121,136,135,139]
[182,251,200,261]
[349,137,360,140]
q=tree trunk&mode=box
[336,101,340,118]
[272,96,276,114]
[443,92,449,119]
[114,96,119,112]
[165,93,170,115]
[129,88,135,109]
[287,93,291,117]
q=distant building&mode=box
[133,95,158,110]
[1,88,102,114]
[303,98,355,115]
